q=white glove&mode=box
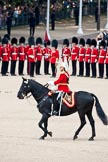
[47,81,54,85]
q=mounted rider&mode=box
[48,62,71,115]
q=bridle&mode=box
[23,82,49,101]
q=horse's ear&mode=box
[22,77,27,81]
[22,77,28,84]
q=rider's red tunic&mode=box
[54,71,70,92]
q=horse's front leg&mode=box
[38,113,52,140]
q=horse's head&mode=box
[17,77,31,99]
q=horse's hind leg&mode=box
[73,112,86,140]
[38,114,52,140]
[86,110,96,141]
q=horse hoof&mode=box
[73,135,78,140]
[39,136,45,140]
[88,137,94,141]
[48,131,52,137]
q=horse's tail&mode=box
[91,93,108,125]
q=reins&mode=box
[25,83,49,100]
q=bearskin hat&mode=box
[4,34,10,41]
[19,37,25,44]
[99,40,106,49]
[63,39,69,47]
[72,37,78,44]
[36,37,42,45]
[52,39,58,49]
[86,38,91,45]
[28,36,35,46]
[2,37,8,44]
[44,40,50,47]
[11,37,17,45]
[79,38,85,46]
[91,39,97,47]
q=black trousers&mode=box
[30,26,35,36]
[1,61,9,75]
[44,60,50,74]
[79,62,84,76]
[91,63,97,77]
[18,61,24,75]
[106,64,108,78]
[72,60,77,75]
[27,61,30,75]
[51,20,55,30]
[36,60,41,74]
[51,63,56,77]
[85,62,90,77]
[30,62,35,77]
[75,16,79,25]
[10,60,16,75]
[98,63,104,78]
[7,25,11,36]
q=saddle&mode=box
[48,91,75,108]
[62,92,75,108]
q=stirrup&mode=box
[52,111,58,116]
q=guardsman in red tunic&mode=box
[4,34,11,59]
[43,40,51,75]
[98,40,106,78]
[1,37,9,76]
[61,38,71,67]
[26,37,31,75]
[78,38,85,77]
[50,39,59,77]
[105,44,108,79]
[90,39,98,78]
[85,38,91,77]
[10,37,18,76]
[35,37,43,75]
[27,37,36,77]
[48,62,70,115]
[71,37,79,76]
[18,37,27,75]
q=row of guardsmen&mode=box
[0,34,59,77]
[0,34,108,79]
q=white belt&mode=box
[20,53,25,55]
[91,55,96,57]
[29,55,34,59]
[3,53,8,55]
[106,56,108,58]
[44,54,50,56]
[79,54,84,56]
[71,53,76,55]
[85,54,90,56]
[37,53,42,56]
[12,53,17,55]
[99,56,104,58]
[63,54,69,56]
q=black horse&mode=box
[17,77,108,140]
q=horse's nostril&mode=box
[17,92,24,99]
[17,94,19,98]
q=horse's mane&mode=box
[28,79,49,92]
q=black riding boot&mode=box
[52,102,59,116]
